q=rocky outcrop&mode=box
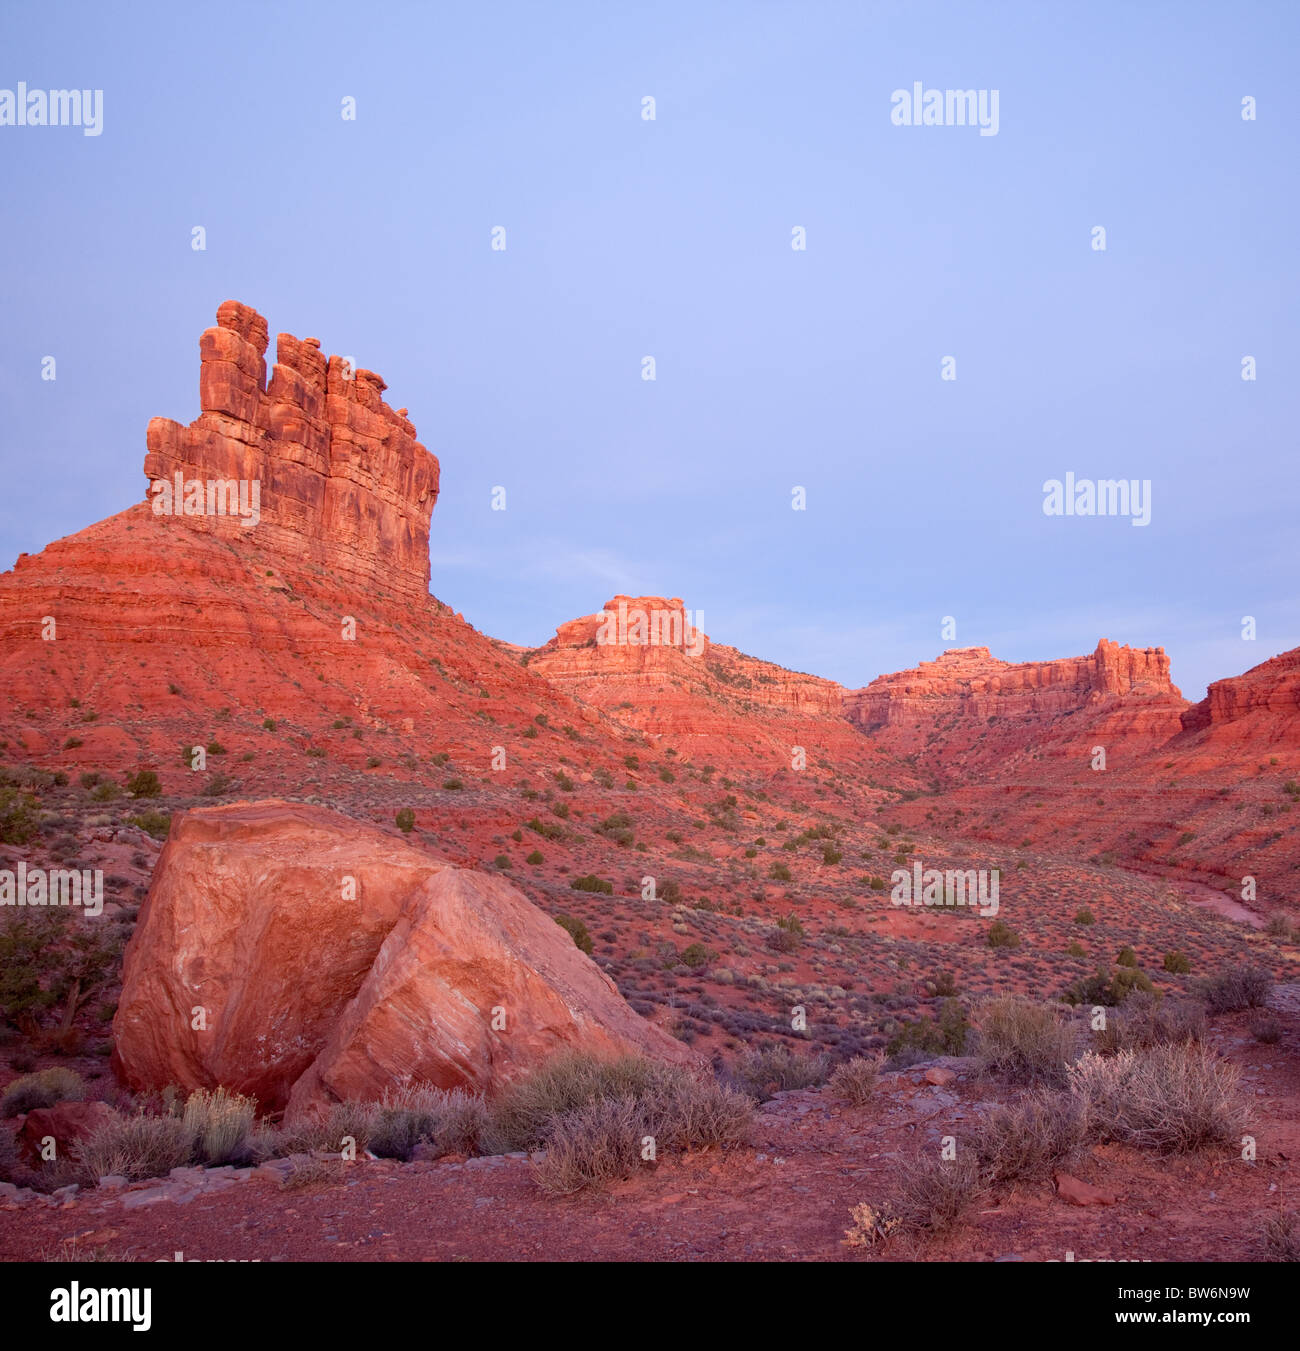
[529,595,846,719]
[143,301,439,600]
[521,595,890,782]
[848,640,1181,734]
[111,802,696,1117]
[1181,647,1300,738]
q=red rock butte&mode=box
[143,300,440,600]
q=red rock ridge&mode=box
[143,300,439,600]
[1180,647,1300,740]
[848,639,1182,735]
[529,595,844,719]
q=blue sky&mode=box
[2,0,1296,699]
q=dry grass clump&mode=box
[0,1067,85,1117]
[278,1156,347,1191]
[1260,1210,1300,1261]
[271,1084,487,1163]
[1067,1044,1248,1154]
[489,1052,753,1195]
[486,1053,669,1152]
[889,1152,983,1236]
[182,1087,257,1166]
[76,1111,194,1182]
[1093,993,1206,1054]
[829,1055,883,1106]
[963,1091,1086,1187]
[368,1084,488,1161]
[729,1043,831,1101]
[269,1099,378,1159]
[531,1096,648,1194]
[973,997,1080,1086]
[1194,963,1273,1014]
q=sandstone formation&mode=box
[0,303,605,801]
[1181,647,1300,741]
[848,640,1182,735]
[520,595,902,793]
[111,802,696,1117]
[143,301,440,600]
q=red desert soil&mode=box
[2,1005,1296,1263]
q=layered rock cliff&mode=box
[848,640,1181,734]
[143,301,439,600]
[1181,647,1300,740]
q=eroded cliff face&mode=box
[528,595,844,718]
[1182,647,1300,741]
[521,595,904,787]
[838,639,1190,786]
[848,640,1181,735]
[143,301,440,600]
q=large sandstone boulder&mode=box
[112,801,695,1119]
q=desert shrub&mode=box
[731,1043,831,1100]
[128,809,171,840]
[76,1112,194,1182]
[887,999,969,1061]
[596,811,635,848]
[0,786,39,845]
[488,1053,751,1179]
[829,1055,882,1106]
[125,769,162,799]
[0,910,123,1039]
[1074,908,1095,925]
[554,913,593,955]
[844,1200,902,1248]
[1066,940,1086,958]
[1163,950,1192,974]
[973,997,1079,1086]
[533,1077,750,1194]
[525,850,543,865]
[768,862,792,882]
[269,1100,378,1158]
[395,807,415,833]
[1067,1043,1247,1154]
[90,782,121,802]
[928,969,959,997]
[182,1087,257,1166]
[1250,1015,1282,1045]
[570,874,613,895]
[766,912,804,953]
[366,1084,488,1161]
[0,1067,86,1117]
[531,1096,644,1194]
[963,1091,1086,1187]
[986,920,1020,949]
[888,1151,983,1237]
[1064,965,1154,1007]
[1115,945,1139,968]
[679,941,712,969]
[278,1156,345,1190]
[488,1053,668,1152]
[1093,993,1206,1054]
[1110,967,1156,1001]
[1261,1211,1300,1261]
[1194,963,1273,1014]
